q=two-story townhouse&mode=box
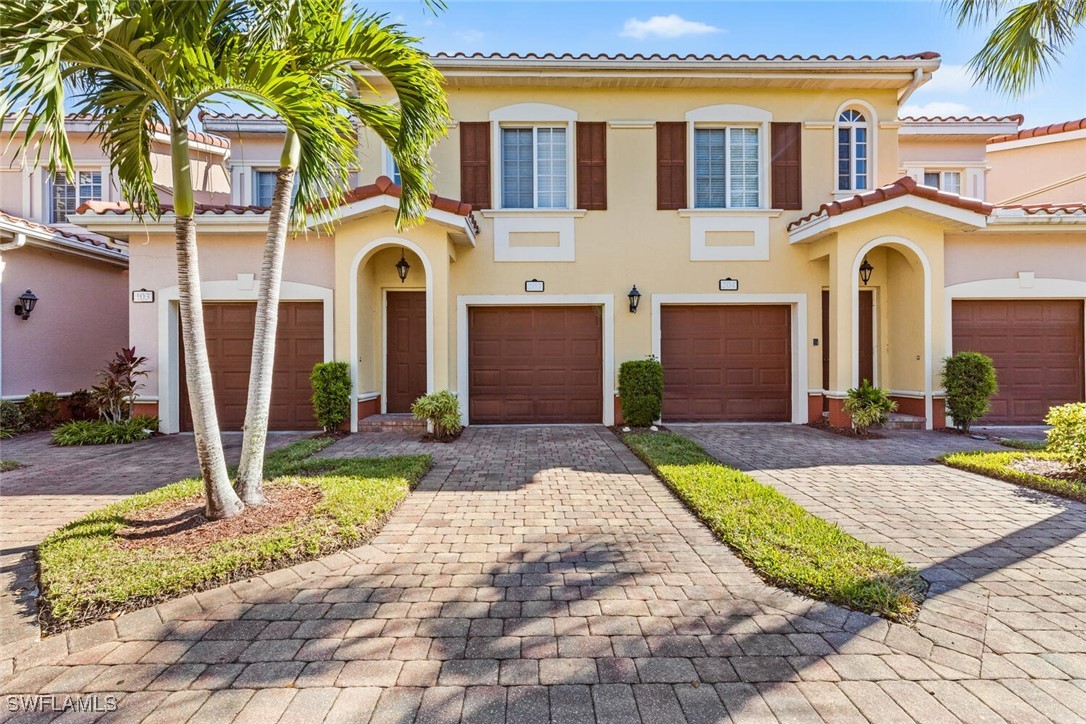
[73,52,1086,433]
[0,115,231,403]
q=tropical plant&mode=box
[1045,402,1086,472]
[2,0,361,518]
[91,347,149,423]
[843,380,897,435]
[21,391,62,430]
[942,352,999,433]
[945,0,1086,95]
[618,357,664,428]
[310,361,352,433]
[0,400,26,435]
[53,417,159,446]
[234,0,449,504]
[411,391,462,441]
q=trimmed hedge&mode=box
[618,357,664,427]
[942,352,997,433]
[311,362,351,433]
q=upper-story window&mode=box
[923,170,961,195]
[836,109,869,192]
[693,127,760,209]
[500,126,567,209]
[253,170,277,207]
[383,147,402,185]
[52,171,101,223]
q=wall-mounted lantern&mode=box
[14,289,37,320]
[859,257,874,286]
[628,285,641,313]
[395,249,411,283]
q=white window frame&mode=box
[498,124,570,210]
[252,168,279,207]
[51,169,103,223]
[684,104,771,211]
[922,170,962,194]
[691,125,763,210]
[834,100,878,196]
[488,103,577,212]
[383,146,402,186]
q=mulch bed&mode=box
[807,419,885,440]
[1008,457,1086,484]
[116,483,321,553]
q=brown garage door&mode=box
[469,306,602,423]
[952,300,1084,424]
[180,302,324,431]
[661,305,791,422]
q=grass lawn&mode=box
[623,431,925,622]
[0,460,24,472]
[940,450,1086,503]
[37,437,430,633]
[998,438,1048,451]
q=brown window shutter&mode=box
[576,122,607,210]
[771,122,803,210]
[656,122,687,210]
[459,121,491,210]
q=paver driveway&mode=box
[2,425,1086,722]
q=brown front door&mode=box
[385,291,427,413]
[952,299,1085,424]
[468,306,602,424]
[858,290,875,386]
[180,302,323,431]
[661,305,791,422]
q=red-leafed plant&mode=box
[92,347,149,423]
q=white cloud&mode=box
[918,64,977,95]
[899,101,974,118]
[621,14,720,40]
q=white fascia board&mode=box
[988,128,1086,152]
[310,194,476,243]
[789,195,989,243]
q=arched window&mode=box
[837,109,869,192]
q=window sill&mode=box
[832,190,868,199]
[677,208,783,218]
[480,209,587,219]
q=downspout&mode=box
[898,67,927,105]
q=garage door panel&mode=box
[181,301,322,431]
[953,299,1084,425]
[469,306,602,424]
[662,305,791,422]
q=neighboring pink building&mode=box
[986,118,1086,205]
[0,116,230,402]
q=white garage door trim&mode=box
[158,279,333,434]
[945,276,1086,421]
[456,294,615,426]
[651,293,808,424]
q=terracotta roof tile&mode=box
[432,51,940,62]
[76,200,269,215]
[4,113,229,149]
[337,176,479,233]
[0,210,127,255]
[996,202,1086,215]
[899,114,1023,124]
[989,117,1086,144]
[198,110,280,122]
[787,176,994,231]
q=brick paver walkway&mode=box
[2,425,1086,722]
[0,432,308,648]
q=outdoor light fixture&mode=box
[14,289,37,320]
[859,257,874,286]
[628,285,641,313]
[395,249,411,283]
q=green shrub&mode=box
[21,391,62,430]
[411,391,462,441]
[618,356,664,427]
[52,417,159,446]
[942,352,998,433]
[65,389,97,422]
[1046,402,1086,472]
[310,362,351,433]
[843,380,897,435]
[0,400,26,435]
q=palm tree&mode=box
[946,0,1086,94]
[233,0,449,503]
[1,0,356,518]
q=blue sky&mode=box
[369,0,1086,127]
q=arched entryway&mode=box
[348,237,434,431]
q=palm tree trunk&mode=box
[171,126,243,520]
[235,158,297,503]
